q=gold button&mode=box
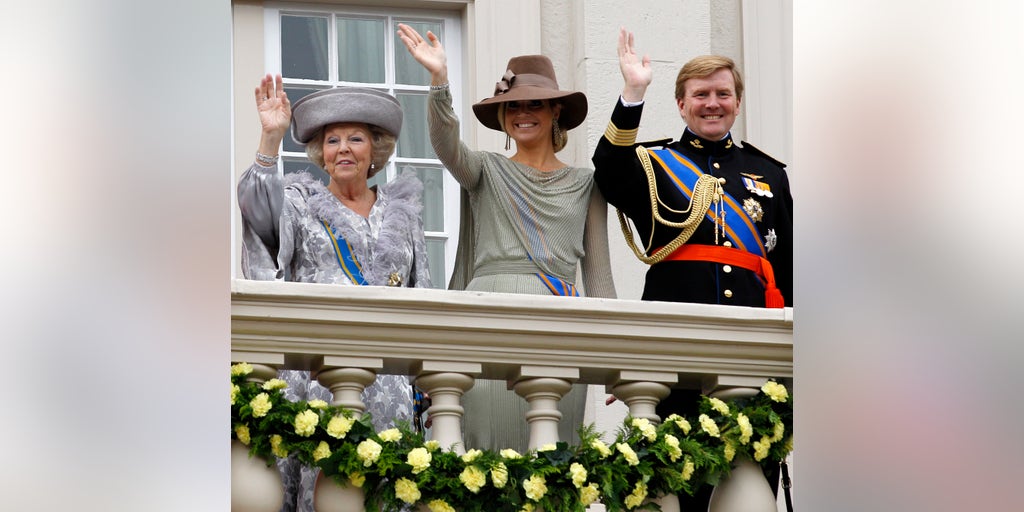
[723,241,733,247]
[713,162,720,169]
[723,265,732,273]
[724,289,733,298]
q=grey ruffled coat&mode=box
[237,163,431,512]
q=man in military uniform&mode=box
[593,28,793,507]
[593,29,792,308]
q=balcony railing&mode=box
[231,278,793,510]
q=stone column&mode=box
[607,370,677,424]
[413,361,481,455]
[512,365,578,450]
[316,356,382,418]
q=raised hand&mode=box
[396,23,448,85]
[617,28,652,102]
[255,73,291,139]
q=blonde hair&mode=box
[304,123,397,178]
[674,55,744,102]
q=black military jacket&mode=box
[593,100,793,306]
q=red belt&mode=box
[660,245,785,308]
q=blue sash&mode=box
[536,272,579,297]
[320,220,368,285]
[647,149,766,258]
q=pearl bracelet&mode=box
[429,83,449,91]
[255,151,279,166]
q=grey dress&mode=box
[427,86,616,453]
[237,163,431,512]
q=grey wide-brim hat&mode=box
[472,54,588,132]
[290,87,403,145]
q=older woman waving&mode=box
[237,73,430,512]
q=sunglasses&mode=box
[504,99,548,112]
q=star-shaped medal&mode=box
[742,197,764,222]
[764,229,777,253]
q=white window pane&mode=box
[396,93,433,159]
[426,239,446,289]
[394,20,442,86]
[398,164,444,232]
[281,15,329,81]
[337,17,385,83]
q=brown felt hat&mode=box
[472,55,588,132]
[290,87,403,145]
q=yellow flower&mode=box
[261,378,287,391]
[424,440,441,451]
[782,435,794,454]
[294,409,319,437]
[523,474,547,501]
[682,457,695,481]
[671,415,692,434]
[460,465,487,493]
[270,435,288,458]
[723,440,736,462]
[771,420,786,442]
[427,500,456,512]
[379,428,402,442]
[230,362,253,376]
[664,434,682,462]
[579,483,600,506]
[590,439,612,458]
[761,381,789,402]
[538,443,557,452]
[709,397,730,415]
[699,414,720,437]
[394,477,421,504]
[349,472,365,488]
[357,439,383,467]
[753,435,772,461]
[307,399,328,409]
[737,413,753,445]
[326,415,354,439]
[491,462,509,488]
[616,443,640,466]
[461,448,482,463]
[624,481,648,509]
[569,462,587,488]
[520,504,535,512]
[250,393,272,418]
[631,417,657,442]
[407,447,432,474]
[312,441,331,461]
[230,384,240,405]
[500,448,522,459]
[234,424,250,445]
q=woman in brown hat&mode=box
[237,73,431,511]
[398,25,616,453]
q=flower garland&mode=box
[231,363,793,512]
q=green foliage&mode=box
[230,363,793,511]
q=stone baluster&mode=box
[412,361,481,455]
[704,375,778,512]
[607,370,677,424]
[512,366,578,450]
[230,353,284,512]
[316,356,382,417]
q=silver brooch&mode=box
[764,229,777,253]
[742,197,764,222]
